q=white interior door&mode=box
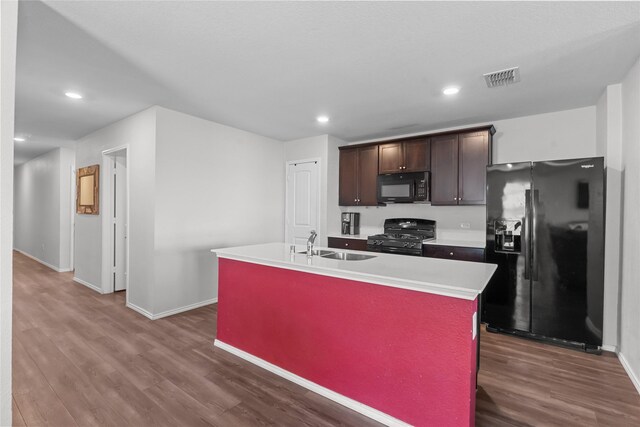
[286,161,319,247]
[113,154,127,291]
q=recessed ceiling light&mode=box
[65,91,83,99]
[442,86,460,96]
[13,137,25,142]
[316,115,330,123]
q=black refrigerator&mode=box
[483,157,605,351]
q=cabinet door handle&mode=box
[449,252,454,256]
[454,197,458,201]
[345,243,349,247]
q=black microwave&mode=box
[377,172,430,203]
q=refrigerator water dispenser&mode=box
[494,219,522,253]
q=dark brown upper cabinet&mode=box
[339,145,379,206]
[431,129,493,206]
[430,134,459,205]
[378,138,430,174]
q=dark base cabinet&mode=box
[422,245,485,262]
[328,237,368,251]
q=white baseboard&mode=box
[601,344,617,353]
[15,249,72,273]
[213,340,410,427]
[73,277,104,294]
[126,298,218,320]
[618,351,640,396]
[152,298,218,320]
[126,302,154,320]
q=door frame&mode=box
[101,145,130,304]
[69,165,76,271]
[284,158,322,246]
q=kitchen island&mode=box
[212,243,496,427]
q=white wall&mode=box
[59,147,75,270]
[154,107,285,315]
[341,106,598,236]
[326,136,343,239]
[619,56,640,392]
[75,107,157,314]
[14,148,75,271]
[491,106,596,164]
[596,84,623,350]
[75,106,285,317]
[0,1,17,424]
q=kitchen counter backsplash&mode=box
[436,229,485,243]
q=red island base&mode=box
[215,258,479,427]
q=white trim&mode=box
[213,340,411,427]
[126,298,218,320]
[69,164,75,271]
[73,276,104,294]
[101,146,130,302]
[152,298,217,320]
[126,302,154,319]
[15,249,72,273]
[618,351,640,396]
[284,158,322,245]
[601,344,617,353]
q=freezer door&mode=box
[530,158,604,346]
[483,162,532,333]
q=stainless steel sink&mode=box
[321,252,376,261]
[297,249,376,261]
[297,249,336,256]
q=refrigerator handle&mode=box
[524,190,530,280]
[532,189,539,281]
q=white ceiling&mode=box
[14,1,640,164]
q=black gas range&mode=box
[367,218,436,256]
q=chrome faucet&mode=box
[307,230,318,255]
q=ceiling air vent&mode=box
[484,67,520,88]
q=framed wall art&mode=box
[77,165,99,215]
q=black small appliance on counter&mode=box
[367,218,436,256]
[341,212,360,235]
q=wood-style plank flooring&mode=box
[12,251,640,426]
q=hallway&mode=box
[11,251,640,426]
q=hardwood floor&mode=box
[12,251,640,426]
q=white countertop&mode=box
[212,243,496,300]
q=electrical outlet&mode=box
[460,222,471,229]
